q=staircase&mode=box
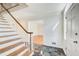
[0,15,33,56]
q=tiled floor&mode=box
[33,45,66,56]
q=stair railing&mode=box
[1,3,33,51]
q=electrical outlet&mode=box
[52,42,56,45]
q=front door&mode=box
[66,4,78,56]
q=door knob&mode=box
[75,33,78,36]
[73,41,78,44]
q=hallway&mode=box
[0,3,79,56]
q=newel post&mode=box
[29,32,33,51]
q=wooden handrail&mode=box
[1,3,33,51]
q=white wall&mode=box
[28,20,44,36]
[27,13,64,48]
[43,13,63,48]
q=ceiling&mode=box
[1,3,66,20]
